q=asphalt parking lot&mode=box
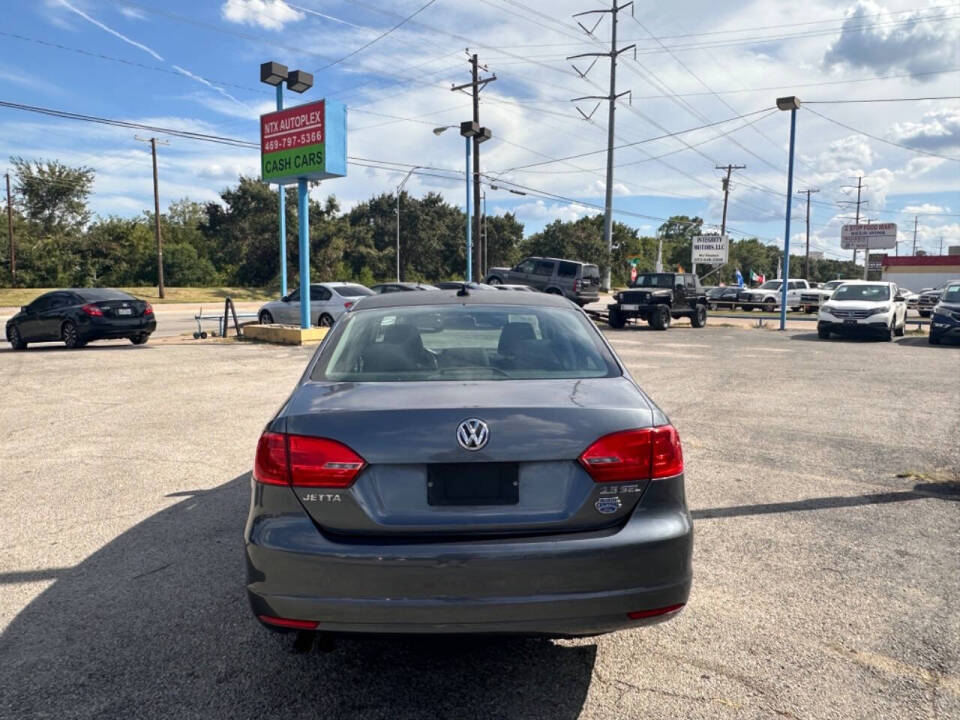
[1,327,958,719]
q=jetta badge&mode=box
[595,496,622,514]
[456,418,489,451]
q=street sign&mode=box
[840,223,897,250]
[260,99,346,185]
[691,234,728,264]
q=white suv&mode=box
[817,281,907,341]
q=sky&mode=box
[1,0,958,262]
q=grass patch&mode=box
[0,286,276,306]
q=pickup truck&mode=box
[799,279,853,313]
[741,279,812,312]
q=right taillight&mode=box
[579,425,683,483]
[81,303,103,317]
[253,431,366,488]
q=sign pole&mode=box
[276,84,287,297]
[298,178,310,330]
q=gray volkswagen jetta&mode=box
[245,289,692,637]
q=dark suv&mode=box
[608,272,708,330]
[485,257,600,306]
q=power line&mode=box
[805,96,960,103]
[312,0,438,72]
[804,106,960,162]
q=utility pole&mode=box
[4,172,13,284]
[710,163,745,277]
[838,176,867,267]
[452,54,495,280]
[940,236,944,255]
[136,136,169,298]
[796,188,819,280]
[912,216,918,255]
[567,1,635,291]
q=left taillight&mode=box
[253,431,366,488]
[579,425,684,483]
[143,303,153,315]
[81,303,103,317]
[343,301,353,310]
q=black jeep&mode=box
[607,272,708,330]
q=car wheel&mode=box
[259,310,273,324]
[650,305,671,330]
[486,276,502,285]
[804,307,815,314]
[318,313,334,328]
[62,321,84,349]
[884,321,894,342]
[545,288,562,295]
[607,307,626,329]
[130,333,149,345]
[762,299,776,313]
[817,327,830,340]
[7,324,27,350]
[894,320,905,337]
[691,305,707,328]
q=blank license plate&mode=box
[117,308,133,315]
[621,304,639,311]
[427,463,519,506]
[843,318,857,325]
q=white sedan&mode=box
[258,282,373,327]
[817,281,907,341]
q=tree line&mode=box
[0,158,860,290]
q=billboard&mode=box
[260,99,346,185]
[840,223,897,250]
[691,234,729,264]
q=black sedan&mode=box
[5,289,156,350]
[706,286,745,310]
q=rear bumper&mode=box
[245,476,693,636]
[79,316,156,339]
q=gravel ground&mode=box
[0,325,957,720]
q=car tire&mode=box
[62,321,85,349]
[130,333,149,345]
[818,326,830,340]
[650,305,671,330]
[7,324,27,350]
[486,276,502,285]
[259,310,273,324]
[804,307,815,314]
[894,320,905,337]
[545,288,562,295]
[884,321,894,342]
[318,313,334,328]
[762,299,776,313]
[691,305,707,328]
[607,307,626,329]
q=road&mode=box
[1,323,957,719]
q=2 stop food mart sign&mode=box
[260,99,346,185]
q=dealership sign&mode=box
[691,234,729,264]
[260,99,346,185]
[840,223,897,250]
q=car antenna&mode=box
[457,282,470,297]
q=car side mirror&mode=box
[894,295,905,302]
[281,294,290,303]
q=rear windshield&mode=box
[833,284,890,301]
[311,305,620,382]
[75,289,136,301]
[335,285,374,297]
[581,264,599,279]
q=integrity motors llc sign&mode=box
[691,234,729,264]
[260,99,346,185]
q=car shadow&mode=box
[0,343,150,353]
[0,473,596,720]
[692,483,958,520]
[789,332,895,344]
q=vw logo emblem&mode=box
[456,418,489,451]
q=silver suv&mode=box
[485,257,600,306]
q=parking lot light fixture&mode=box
[777,96,800,331]
[286,70,314,94]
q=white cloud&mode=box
[509,200,600,224]
[901,203,949,215]
[891,109,960,152]
[220,0,304,31]
[823,1,959,79]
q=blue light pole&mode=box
[465,136,473,282]
[275,83,287,297]
[777,96,801,332]
[298,178,310,329]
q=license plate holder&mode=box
[117,307,133,316]
[427,463,519,506]
[843,318,858,325]
[621,304,639,311]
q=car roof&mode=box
[352,288,575,310]
[835,280,893,285]
[67,288,137,301]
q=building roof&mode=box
[882,256,960,268]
